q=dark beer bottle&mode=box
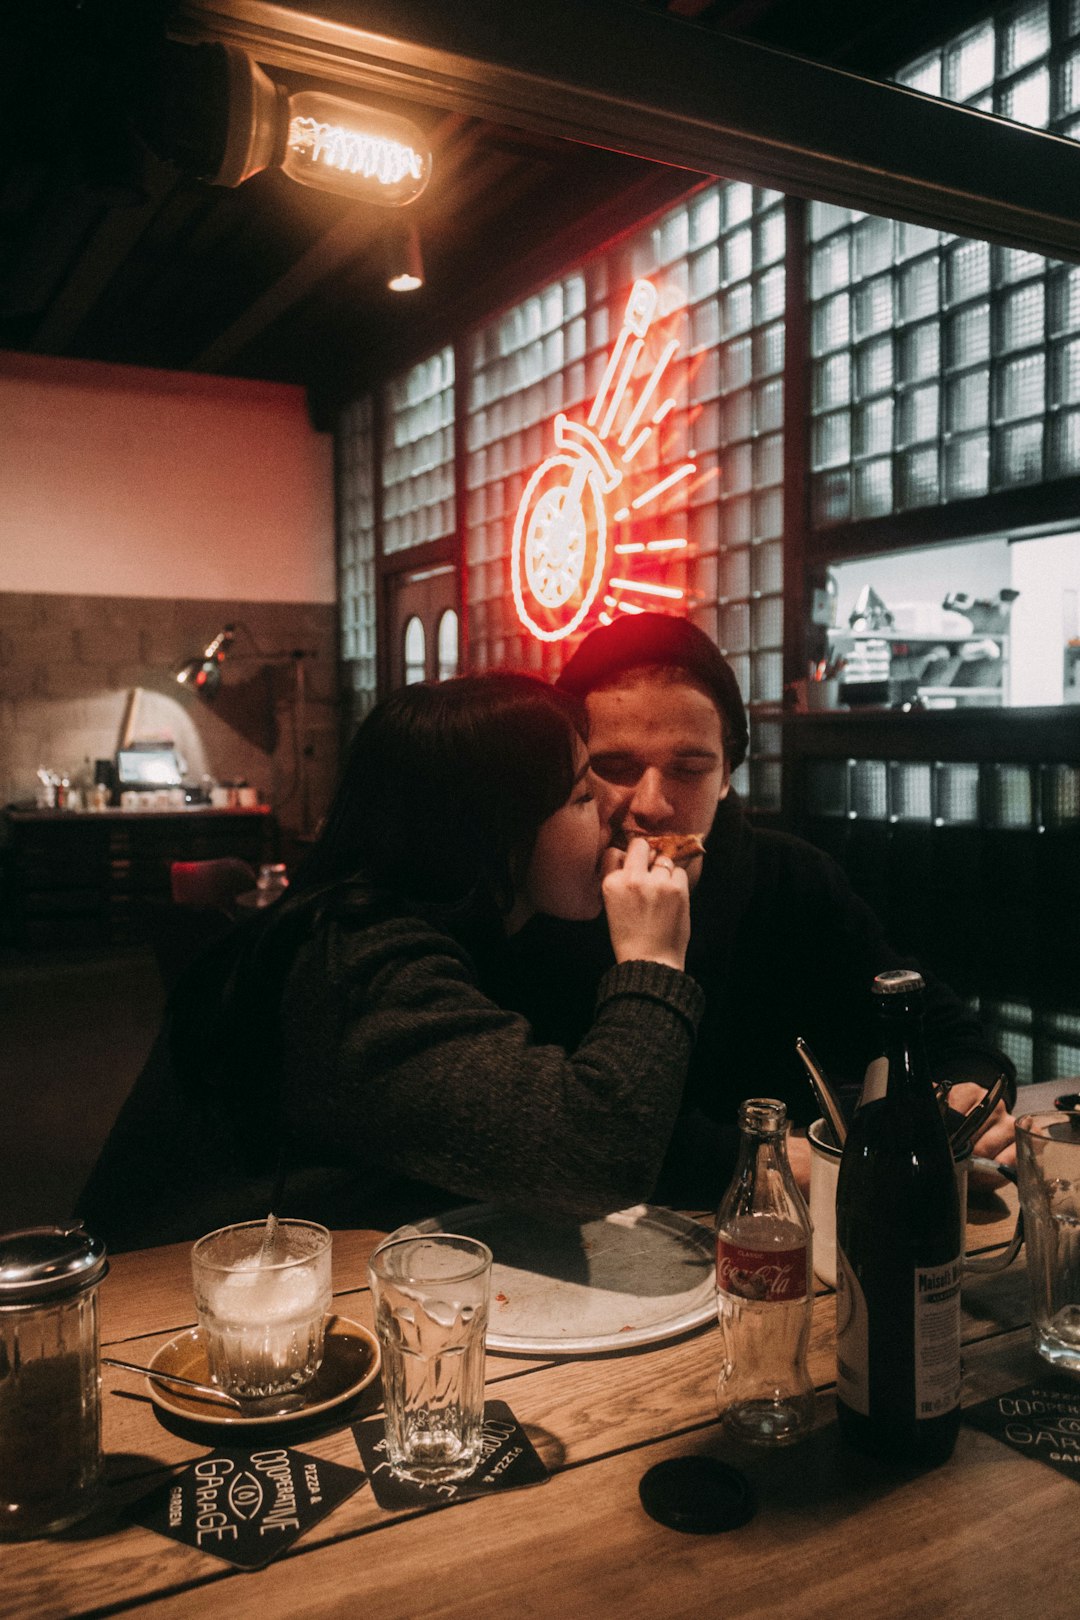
[835,969,962,1466]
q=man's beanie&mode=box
[556,612,749,771]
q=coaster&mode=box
[352,1399,549,1509]
[964,1376,1080,1481]
[130,1445,366,1570]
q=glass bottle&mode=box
[715,1097,815,1444]
[0,1225,109,1539]
[835,969,962,1467]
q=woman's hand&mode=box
[602,836,691,973]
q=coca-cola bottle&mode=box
[715,1097,815,1444]
[835,969,962,1466]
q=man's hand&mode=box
[948,1081,1016,1190]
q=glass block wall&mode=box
[383,347,456,554]
[337,395,378,729]
[802,756,1080,1082]
[462,181,786,807]
[809,0,1080,526]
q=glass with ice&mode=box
[191,1220,333,1400]
[1016,1115,1080,1372]
[368,1233,491,1484]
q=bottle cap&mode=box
[638,1456,756,1534]
[872,969,925,995]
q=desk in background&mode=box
[0,807,277,948]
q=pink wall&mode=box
[0,353,340,839]
[0,353,335,603]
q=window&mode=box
[383,348,456,554]
[403,616,426,684]
[808,0,1080,526]
[462,181,786,808]
[337,395,378,726]
[437,609,460,680]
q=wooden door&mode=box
[387,564,461,688]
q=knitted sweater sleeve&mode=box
[279,913,705,1218]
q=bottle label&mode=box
[835,1242,870,1415]
[859,1055,889,1107]
[914,1258,961,1418]
[716,1239,807,1302]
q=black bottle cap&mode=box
[638,1456,756,1534]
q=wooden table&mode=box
[3,1162,1079,1620]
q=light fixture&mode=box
[386,224,425,293]
[175,622,316,833]
[204,45,431,206]
[174,626,235,694]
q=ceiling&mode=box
[0,0,1021,424]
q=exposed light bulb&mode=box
[282,92,431,205]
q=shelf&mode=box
[829,631,1009,644]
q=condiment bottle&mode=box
[0,1226,109,1538]
[835,969,962,1466]
[715,1097,815,1444]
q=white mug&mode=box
[808,1117,1022,1289]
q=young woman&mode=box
[78,673,704,1249]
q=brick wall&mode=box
[0,593,340,841]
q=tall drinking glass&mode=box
[1016,1113,1080,1372]
[368,1233,491,1484]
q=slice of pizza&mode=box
[642,832,707,865]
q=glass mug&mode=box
[1015,1113,1080,1372]
[808,1119,1023,1290]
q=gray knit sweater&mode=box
[278,904,705,1219]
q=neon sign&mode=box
[511,279,696,642]
[281,93,431,205]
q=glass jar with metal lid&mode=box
[0,1225,108,1539]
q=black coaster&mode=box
[352,1399,549,1509]
[964,1376,1080,1481]
[130,1445,366,1570]
[639,1456,756,1534]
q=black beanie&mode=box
[556,612,749,770]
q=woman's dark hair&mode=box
[295,672,586,911]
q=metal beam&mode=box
[172,0,1080,261]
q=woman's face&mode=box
[510,740,606,931]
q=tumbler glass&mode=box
[368,1233,492,1484]
[192,1220,332,1400]
[1016,1113,1080,1372]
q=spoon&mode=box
[946,1071,1010,1155]
[795,1037,848,1147]
[101,1356,244,1408]
[102,1356,309,1417]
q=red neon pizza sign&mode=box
[511,278,696,642]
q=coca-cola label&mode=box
[716,1238,807,1302]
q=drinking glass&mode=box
[191,1220,332,1400]
[1016,1113,1080,1372]
[368,1233,492,1484]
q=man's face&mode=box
[584,672,730,851]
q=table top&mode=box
[4,1090,1079,1619]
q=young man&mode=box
[506,611,1015,1199]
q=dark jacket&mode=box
[77,887,705,1250]
[504,795,1015,1206]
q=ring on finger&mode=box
[654,856,675,875]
